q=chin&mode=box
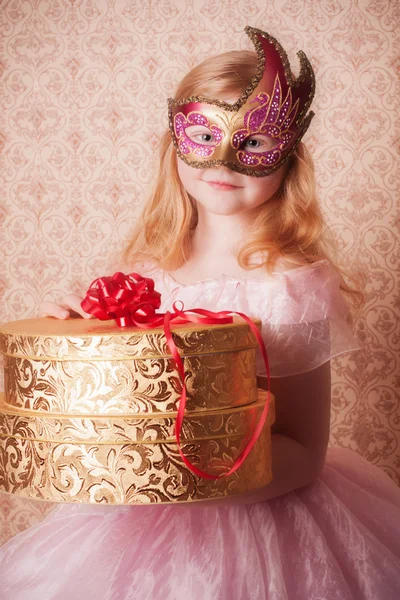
[194,198,244,214]
[201,205,245,216]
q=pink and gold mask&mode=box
[168,26,315,177]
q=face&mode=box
[177,153,287,218]
[171,87,296,177]
[175,93,289,217]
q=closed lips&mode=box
[207,181,241,187]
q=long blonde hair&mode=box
[122,50,364,312]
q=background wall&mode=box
[0,0,399,546]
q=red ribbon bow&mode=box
[81,272,271,481]
[81,272,162,327]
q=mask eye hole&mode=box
[185,125,216,145]
[242,135,278,153]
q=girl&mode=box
[1,26,400,600]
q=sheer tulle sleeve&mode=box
[254,262,361,378]
[150,260,361,379]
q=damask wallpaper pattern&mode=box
[0,0,398,546]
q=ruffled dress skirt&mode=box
[1,447,400,600]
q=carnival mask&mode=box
[168,26,315,177]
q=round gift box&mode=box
[0,390,275,504]
[0,316,275,504]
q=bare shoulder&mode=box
[113,259,158,276]
[258,362,331,475]
[133,260,158,274]
[273,256,309,273]
[273,256,330,275]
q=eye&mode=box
[245,139,262,148]
[185,125,216,145]
[243,136,276,153]
[195,133,214,143]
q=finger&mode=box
[38,301,70,319]
[60,294,93,319]
[39,296,94,320]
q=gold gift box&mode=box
[0,317,275,504]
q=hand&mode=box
[39,294,94,320]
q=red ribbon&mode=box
[80,272,162,328]
[81,272,271,480]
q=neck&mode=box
[190,205,256,258]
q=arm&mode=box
[192,361,331,507]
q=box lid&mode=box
[0,316,262,360]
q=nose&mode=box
[208,166,243,186]
[212,166,231,176]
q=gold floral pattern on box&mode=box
[1,318,260,414]
[0,391,275,505]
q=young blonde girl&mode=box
[1,26,400,600]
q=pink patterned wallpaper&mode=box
[0,0,399,546]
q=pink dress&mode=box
[1,260,400,600]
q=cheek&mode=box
[177,159,201,191]
[259,170,286,195]
[177,166,212,205]
[247,175,283,200]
